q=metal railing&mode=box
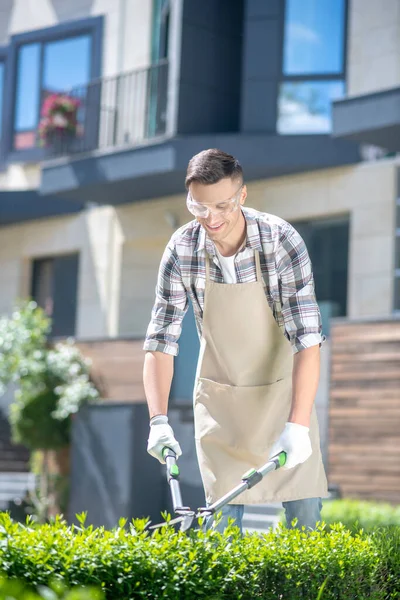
[47,60,169,158]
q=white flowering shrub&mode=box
[0,300,99,450]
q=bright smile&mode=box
[206,223,224,231]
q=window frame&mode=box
[151,0,171,63]
[30,251,80,338]
[3,16,103,164]
[277,0,348,134]
[394,192,400,313]
[291,214,350,318]
[0,45,9,169]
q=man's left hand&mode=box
[269,422,312,470]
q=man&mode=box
[143,149,328,533]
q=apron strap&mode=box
[255,251,263,284]
[205,253,210,281]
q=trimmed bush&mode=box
[0,576,104,600]
[1,512,399,599]
[371,525,400,600]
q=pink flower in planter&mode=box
[38,92,81,146]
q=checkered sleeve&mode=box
[275,223,323,353]
[143,239,189,356]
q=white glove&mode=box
[147,415,182,464]
[269,422,312,470]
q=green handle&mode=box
[278,451,287,468]
[170,464,180,477]
[163,447,180,478]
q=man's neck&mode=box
[214,211,247,257]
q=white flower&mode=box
[52,112,69,127]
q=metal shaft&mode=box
[168,477,184,511]
[258,460,278,478]
[206,459,277,514]
[208,481,249,513]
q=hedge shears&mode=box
[148,448,287,532]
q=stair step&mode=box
[242,503,283,533]
[244,503,282,515]
[242,512,282,524]
[0,412,30,472]
[0,462,30,472]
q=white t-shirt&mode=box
[215,247,237,283]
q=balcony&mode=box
[43,60,169,159]
[39,57,362,205]
[332,87,400,153]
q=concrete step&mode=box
[244,503,282,515]
[0,414,30,472]
[243,503,283,533]
[0,472,37,506]
[1,464,33,474]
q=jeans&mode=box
[204,498,323,534]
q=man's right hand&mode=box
[147,415,182,464]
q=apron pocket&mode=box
[194,376,292,461]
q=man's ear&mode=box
[240,185,247,206]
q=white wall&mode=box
[347,0,400,96]
[248,160,396,318]
[115,158,397,332]
[0,206,123,339]
[0,159,397,339]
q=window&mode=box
[31,253,80,337]
[13,35,91,150]
[0,48,8,162]
[394,185,400,311]
[394,278,400,312]
[4,17,102,158]
[292,217,349,332]
[149,0,170,137]
[0,61,5,141]
[151,0,170,62]
[278,0,346,134]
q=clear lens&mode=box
[186,186,243,218]
[186,199,209,218]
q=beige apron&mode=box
[193,250,328,505]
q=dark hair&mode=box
[185,149,243,189]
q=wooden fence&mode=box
[76,338,145,402]
[79,327,400,504]
[329,319,400,504]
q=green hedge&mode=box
[0,576,104,600]
[319,499,400,532]
[0,512,399,600]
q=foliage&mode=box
[0,300,99,450]
[0,511,398,600]
[0,575,104,600]
[0,300,50,395]
[311,499,400,533]
[38,93,80,147]
[371,525,400,600]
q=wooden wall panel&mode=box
[329,320,400,504]
[76,339,146,403]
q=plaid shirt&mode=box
[144,207,323,356]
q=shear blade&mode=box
[148,510,196,531]
[179,514,195,532]
[148,515,184,529]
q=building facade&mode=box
[0,0,398,338]
[0,0,399,516]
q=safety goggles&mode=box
[186,185,243,219]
